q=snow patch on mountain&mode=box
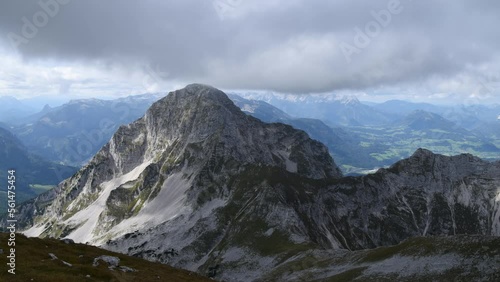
[23,160,152,243]
[240,103,257,113]
[66,160,152,243]
[23,223,47,238]
[107,171,192,240]
[233,91,361,104]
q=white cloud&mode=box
[0,52,175,98]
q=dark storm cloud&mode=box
[0,0,499,94]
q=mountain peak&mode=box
[411,147,434,158]
[173,83,237,107]
[142,84,341,179]
[399,109,457,130]
[148,84,241,120]
[337,95,360,105]
[184,83,219,92]
[42,104,52,111]
[18,84,341,246]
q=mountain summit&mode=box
[138,84,341,179]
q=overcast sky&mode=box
[0,0,499,103]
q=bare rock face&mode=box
[9,84,500,281]
[316,149,500,250]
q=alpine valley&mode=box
[6,84,500,281]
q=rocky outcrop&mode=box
[311,148,500,250]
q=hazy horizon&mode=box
[2,86,500,113]
[2,87,500,112]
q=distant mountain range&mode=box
[12,93,165,166]
[0,125,77,212]
[0,96,38,123]
[0,95,87,124]
[4,91,498,173]
[232,91,395,126]
[229,94,390,172]
[230,94,500,173]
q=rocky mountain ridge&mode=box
[14,83,339,239]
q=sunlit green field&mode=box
[341,125,499,174]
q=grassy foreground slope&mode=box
[0,233,210,282]
[264,235,500,281]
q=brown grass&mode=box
[0,233,210,282]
